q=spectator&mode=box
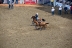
[70,5,72,14]
[11,1,14,9]
[64,4,68,14]
[70,2,72,6]
[9,0,14,9]
[58,6,62,15]
[0,0,2,4]
[56,0,59,2]
[51,7,55,15]
[50,0,54,6]
[66,1,70,5]
[59,0,63,3]
[48,0,50,6]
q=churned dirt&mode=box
[0,5,72,48]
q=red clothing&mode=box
[70,6,72,10]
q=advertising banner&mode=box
[25,0,36,4]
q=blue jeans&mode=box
[70,10,72,14]
[8,1,10,8]
[15,0,18,4]
[64,10,68,14]
[9,4,13,9]
[59,10,61,15]
[52,11,54,15]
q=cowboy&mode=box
[58,6,62,15]
[35,13,42,23]
[9,0,14,9]
[35,13,39,21]
[50,0,54,6]
[51,7,55,15]
[64,4,68,14]
[70,5,72,14]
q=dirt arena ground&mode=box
[0,5,72,48]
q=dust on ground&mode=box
[0,6,72,48]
